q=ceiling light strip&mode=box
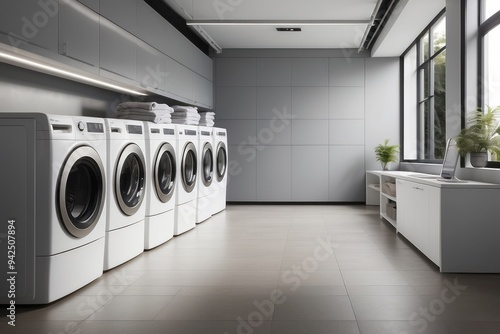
[0,51,147,96]
[358,0,384,52]
[187,20,370,26]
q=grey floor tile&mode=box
[272,295,356,320]
[269,320,360,334]
[350,295,425,321]
[341,270,408,286]
[155,295,275,321]
[15,205,500,334]
[92,295,174,320]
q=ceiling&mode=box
[160,0,445,56]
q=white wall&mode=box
[214,49,400,202]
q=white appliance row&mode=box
[0,113,227,304]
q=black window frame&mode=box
[400,9,447,164]
[478,0,500,168]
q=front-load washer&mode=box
[0,113,107,304]
[196,127,214,224]
[212,128,228,215]
[104,118,147,270]
[174,124,198,235]
[144,122,177,249]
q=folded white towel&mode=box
[117,114,172,124]
[199,120,215,127]
[117,109,173,117]
[199,115,215,121]
[116,102,173,112]
[171,113,200,121]
[172,110,199,118]
[172,105,198,112]
[171,118,199,125]
[199,111,215,117]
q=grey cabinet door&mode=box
[59,1,100,69]
[165,55,193,101]
[77,0,100,12]
[193,73,213,108]
[137,42,166,92]
[99,18,137,81]
[0,0,58,52]
[100,0,136,34]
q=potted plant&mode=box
[375,139,399,170]
[455,105,500,167]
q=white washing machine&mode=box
[104,118,147,270]
[196,127,214,223]
[0,113,107,304]
[144,122,177,249]
[212,127,228,215]
[174,124,198,235]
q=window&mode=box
[402,11,446,162]
[479,0,500,165]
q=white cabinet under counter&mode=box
[366,170,500,273]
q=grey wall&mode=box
[0,61,177,118]
[214,49,400,202]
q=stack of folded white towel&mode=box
[115,102,174,124]
[171,105,200,126]
[198,111,215,127]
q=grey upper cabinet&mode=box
[99,18,137,81]
[193,73,213,108]
[165,55,193,102]
[136,1,167,52]
[100,0,137,34]
[0,0,58,53]
[137,41,165,92]
[77,0,100,12]
[59,1,100,70]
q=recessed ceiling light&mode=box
[276,28,302,32]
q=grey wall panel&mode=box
[292,146,329,201]
[365,58,400,171]
[329,146,365,202]
[292,58,329,87]
[256,119,292,146]
[214,51,398,202]
[329,87,365,119]
[256,58,292,86]
[227,145,257,201]
[215,87,257,120]
[256,146,292,201]
[216,58,256,87]
[329,120,365,146]
[215,120,256,146]
[291,87,329,119]
[330,58,365,87]
[0,62,118,117]
[292,120,329,146]
[257,87,292,120]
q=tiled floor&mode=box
[4,205,500,333]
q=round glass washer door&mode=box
[181,142,197,193]
[201,142,213,187]
[154,142,176,203]
[58,146,106,238]
[115,144,146,216]
[216,142,227,183]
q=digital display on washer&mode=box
[201,131,211,136]
[87,122,104,133]
[127,125,143,134]
[217,132,226,136]
[164,128,175,135]
[185,130,197,136]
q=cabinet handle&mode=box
[413,187,424,191]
